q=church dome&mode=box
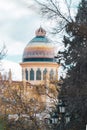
[23,27,56,62]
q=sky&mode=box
[0,0,81,63]
[0,0,46,63]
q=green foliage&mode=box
[59,0,87,129]
[0,116,7,130]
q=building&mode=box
[0,27,60,119]
[20,27,60,85]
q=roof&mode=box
[29,36,50,43]
[22,27,55,62]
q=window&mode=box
[50,69,54,80]
[36,69,41,80]
[25,69,28,80]
[30,69,34,80]
[43,68,47,80]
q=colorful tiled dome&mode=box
[23,27,56,62]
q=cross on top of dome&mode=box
[35,26,46,36]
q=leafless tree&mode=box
[0,79,59,130]
[35,0,86,39]
[0,44,7,72]
[35,0,74,33]
[0,44,7,60]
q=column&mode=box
[28,68,30,81]
[41,69,43,80]
[34,69,36,81]
[22,68,25,81]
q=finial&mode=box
[0,72,2,80]
[35,26,46,36]
[8,68,12,83]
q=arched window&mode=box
[50,69,54,80]
[30,69,34,80]
[43,69,47,80]
[25,69,28,80]
[36,69,41,80]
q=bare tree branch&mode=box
[0,44,7,60]
[35,0,74,35]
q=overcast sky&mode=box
[0,0,44,63]
[0,0,81,63]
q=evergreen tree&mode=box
[59,0,87,129]
[37,0,87,129]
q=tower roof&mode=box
[22,27,56,62]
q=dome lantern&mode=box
[35,27,46,36]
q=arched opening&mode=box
[43,68,47,80]
[50,69,54,80]
[36,69,41,80]
[25,69,28,80]
[30,69,34,80]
